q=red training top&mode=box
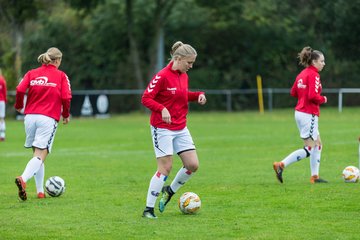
[142,61,204,130]
[15,64,72,121]
[290,65,326,116]
[0,75,7,102]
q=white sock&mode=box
[34,163,45,193]
[21,157,43,182]
[146,171,167,208]
[310,145,321,176]
[0,121,5,138]
[170,167,193,193]
[282,147,311,167]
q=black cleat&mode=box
[311,175,328,184]
[142,207,157,219]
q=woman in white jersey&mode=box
[273,46,327,184]
[14,47,72,200]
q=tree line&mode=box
[0,0,359,110]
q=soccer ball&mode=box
[342,166,360,183]
[45,176,66,197]
[178,192,201,214]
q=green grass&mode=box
[1,108,360,239]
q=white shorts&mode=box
[24,114,58,153]
[295,111,319,140]
[150,126,196,158]
[0,101,5,118]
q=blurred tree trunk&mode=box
[0,3,23,83]
[147,0,177,80]
[126,0,144,91]
[13,25,23,82]
[0,0,43,84]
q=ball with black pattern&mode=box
[45,176,66,197]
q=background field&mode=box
[1,108,360,240]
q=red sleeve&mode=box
[308,73,326,104]
[14,72,31,109]
[14,92,25,109]
[3,80,7,103]
[188,91,205,102]
[16,72,30,94]
[290,81,297,98]
[141,74,165,112]
[62,99,71,118]
[61,73,72,100]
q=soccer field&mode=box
[1,108,359,239]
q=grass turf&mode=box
[0,107,359,239]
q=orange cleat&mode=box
[15,176,27,201]
[273,162,284,183]
[37,192,46,198]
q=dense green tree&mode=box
[0,0,51,85]
[1,0,360,111]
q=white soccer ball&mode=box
[45,176,66,197]
[178,192,201,214]
[342,166,360,183]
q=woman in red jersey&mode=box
[14,47,72,201]
[273,46,327,184]
[141,41,206,218]
[0,69,7,141]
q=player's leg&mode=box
[0,101,5,141]
[143,156,172,218]
[273,111,315,183]
[159,128,198,211]
[310,135,327,183]
[171,150,198,192]
[21,116,54,181]
[34,160,45,198]
[0,118,5,141]
[15,115,55,200]
[143,127,173,218]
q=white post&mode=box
[338,89,343,113]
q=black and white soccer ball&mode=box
[45,176,66,197]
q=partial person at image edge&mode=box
[0,69,7,141]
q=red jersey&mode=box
[15,64,72,121]
[0,75,7,102]
[290,65,326,116]
[142,61,204,130]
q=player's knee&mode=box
[186,162,199,173]
[304,146,311,157]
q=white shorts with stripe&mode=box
[0,101,5,118]
[24,114,58,153]
[150,126,196,158]
[295,111,319,141]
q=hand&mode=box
[324,96,327,103]
[63,117,70,125]
[198,94,207,105]
[161,108,171,124]
[16,108,22,113]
